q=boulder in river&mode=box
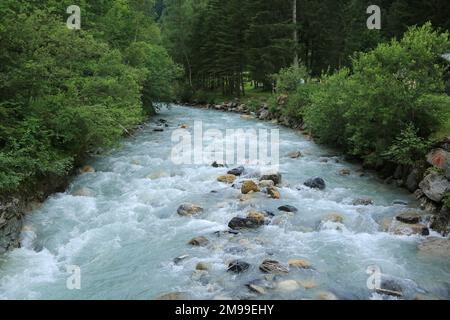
[211,161,225,168]
[339,169,351,176]
[241,180,260,194]
[267,187,281,199]
[303,177,326,190]
[287,151,302,159]
[418,237,450,258]
[81,165,95,173]
[259,180,275,188]
[227,260,250,273]
[180,124,189,129]
[217,174,236,184]
[173,254,190,264]
[196,262,210,271]
[419,173,450,202]
[260,173,282,185]
[247,283,266,295]
[177,203,204,216]
[228,217,264,230]
[246,211,266,224]
[288,259,312,269]
[323,213,344,224]
[188,236,209,246]
[395,211,422,224]
[259,259,289,274]
[278,205,298,213]
[316,291,338,300]
[390,221,429,236]
[227,166,245,176]
[352,198,374,206]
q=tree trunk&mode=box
[293,0,299,67]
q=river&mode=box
[0,105,448,300]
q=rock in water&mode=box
[227,166,245,176]
[72,187,95,197]
[259,260,289,274]
[81,165,95,173]
[288,259,312,269]
[196,262,210,271]
[260,173,282,185]
[323,213,344,224]
[228,217,264,230]
[278,205,298,213]
[188,236,209,246]
[177,203,204,216]
[339,169,351,176]
[267,187,281,199]
[247,284,266,295]
[259,180,275,188]
[395,211,422,224]
[419,173,450,202]
[241,181,260,194]
[303,177,326,190]
[246,211,266,224]
[173,254,190,264]
[287,151,302,159]
[316,291,338,300]
[227,260,250,273]
[211,161,224,168]
[217,174,236,184]
[352,198,374,206]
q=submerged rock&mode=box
[260,173,282,186]
[395,211,422,224]
[247,283,266,295]
[304,177,326,190]
[288,259,312,269]
[177,203,204,216]
[72,187,95,197]
[81,165,95,173]
[259,259,289,274]
[217,174,236,184]
[375,278,404,297]
[278,205,298,213]
[227,260,250,273]
[323,213,344,224]
[352,198,374,206]
[241,180,260,194]
[287,151,302,159]
[339,169,351,176]
[316,291,338,300]
[267,187,281,199]
[173,254,190,264]
[228,166,245,176]
[188,236,209,246]
[228,217,264,230]
[196,262,210,271]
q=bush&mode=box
[304,23,450,166]
[274,65,310,93]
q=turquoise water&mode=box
[0,105,448,300]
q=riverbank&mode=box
[183,100,450,236]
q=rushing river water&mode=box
[0,105,449,300]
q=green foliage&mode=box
[304,23,450,166]
[443,192,450,209]
[274,65,310,93]
[0,1,179,193]
[383,124,431,166]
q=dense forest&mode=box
[160,0,450,97]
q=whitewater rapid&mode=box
[0,105,448,300]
